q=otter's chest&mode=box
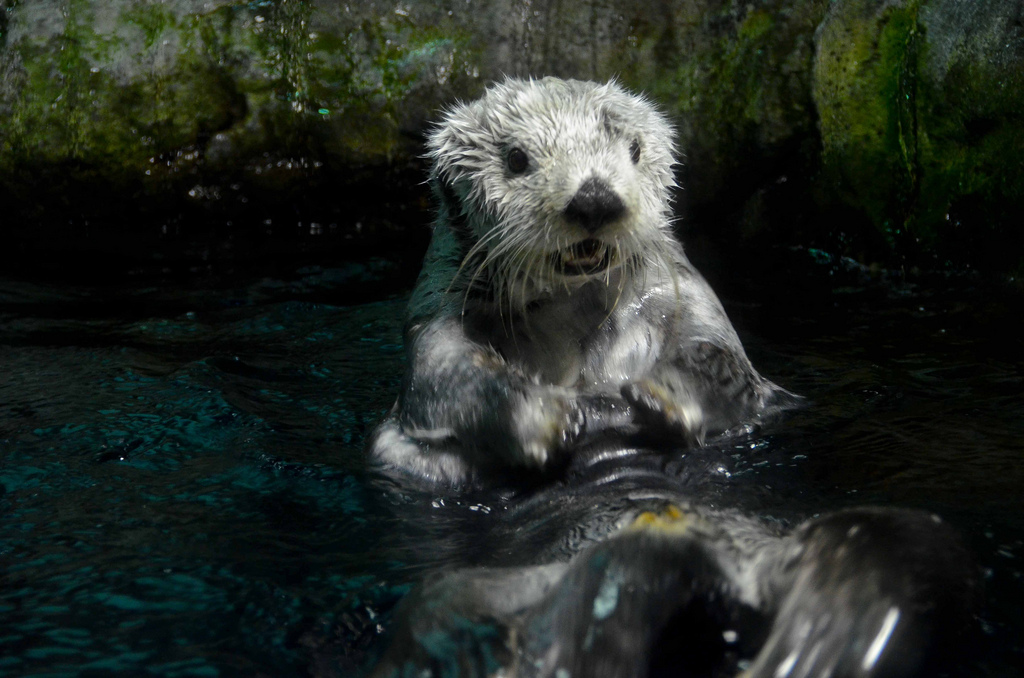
[485,291,664,391]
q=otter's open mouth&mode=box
[556,238,614,276]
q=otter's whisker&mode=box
[450,222,503,288]
[557,235,573,295]
[451,223,508,320]
[605,239,614,287]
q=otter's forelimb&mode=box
[379,315,634,480]
[621,338,777,444]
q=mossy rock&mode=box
[1,0,1022,275]
[609,1,829,208]
[0,0,487,266]
[814,0,1024,271]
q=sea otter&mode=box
[365,78,978,678]
[369,77,794,485]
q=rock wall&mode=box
[813,0,1024,269]
[1,0,1021,274]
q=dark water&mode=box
[1,254,1022,677]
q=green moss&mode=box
[302,12,480,160]
[914,53,1024,265]
[921,42,1024,195]
[4,0,91,162]
[1,0,482,191]
[717,10,778,127]
[0,0,252,220]
[121,2,176,49]
[813,0,922,251]
[612,2,827,203]
[814,0,1024,267]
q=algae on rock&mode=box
[0,0,1021,274]
[814,0,1024,269]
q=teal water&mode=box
[1,257,1022,676]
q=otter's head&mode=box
[428,77,677,307]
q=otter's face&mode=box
[428,78,676,303]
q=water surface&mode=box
[1,256,1021,676]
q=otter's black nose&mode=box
[564,177,625,233]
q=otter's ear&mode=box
[426,104,479,237]
[426,100,493,238]
[426,99,491,189]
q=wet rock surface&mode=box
[0,0,1021,276]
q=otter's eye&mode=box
[507,147,529,174]
[629,139,641,165]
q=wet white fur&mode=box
[371,78,779,485]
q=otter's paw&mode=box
[622,378,706,446]
[510,392,586,467]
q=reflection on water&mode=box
[0,260,1021,676]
